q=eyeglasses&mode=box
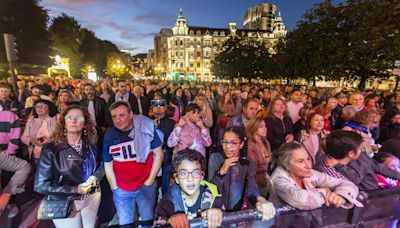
[221,140,241,147]
[34,104,48,109]
[65,115,85,122]
[177,169,204,179]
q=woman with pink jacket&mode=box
[167,103,212,157]
[21,99,58,163]
[296,113,330,163]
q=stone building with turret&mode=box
[154,5,287,81]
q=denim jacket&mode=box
[130,115,164,163]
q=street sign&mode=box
[393,68,400,75]
[395,60,400,67]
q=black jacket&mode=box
[131,95,150,116]
[207,152,260,211]
[265,115,294,152]
[81,96,107,128]
[34,142,104,199]
[107,92,137,111]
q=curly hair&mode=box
[173,149,206,173]
[51,104,97,145]
[353,109,380,126]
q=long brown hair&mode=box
[51,105,97,145]
[246,110,267,140]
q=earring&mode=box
[63,129,67,136]
[83,128,87,136]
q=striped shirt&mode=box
[315,155,347,180]
[0,111,21,154]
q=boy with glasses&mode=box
[155,149,223,228]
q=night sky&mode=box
[40,0,335,54]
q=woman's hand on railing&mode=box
[256,197,276,221]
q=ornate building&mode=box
[154,6,286,81]
[243,3,277,31]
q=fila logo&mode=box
[109,141,137,162]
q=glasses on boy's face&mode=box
[177,169,203,179]
[65,115,85,123]
[221,140,240,147]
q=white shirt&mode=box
[287,101,304,123]
[88,100,96,126]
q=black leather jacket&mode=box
[34,141,104,199]
[81,96,107,128]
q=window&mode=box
[180,40,183,46]
[197,51,201,57]
[213,31,218,36]
[197,62,201,67]
[189,30,194,35]
[190,63,194,68]
[197,31,202,35]
[221,32,225,36]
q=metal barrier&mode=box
[185,187,400,228]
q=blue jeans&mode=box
[112,182,157,227]
[161,152,172,196]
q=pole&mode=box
[9,61,18,100]
[394,75,399,95]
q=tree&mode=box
[276,0,400,89]
[212,37,272,81]
[49,13,85,76]
[106,52,127,78]
[0,0,51,65]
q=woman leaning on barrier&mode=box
[270,142,363,211]
[34,105,104,228]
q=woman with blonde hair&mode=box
[34,105,104,228]
[56,90,76,114]
[342,109,381,154]
[265,97,294,151]
[246,110,273,198]
[194,94,213,128]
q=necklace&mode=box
[70,141,82,154]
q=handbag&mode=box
[37,195,72,220]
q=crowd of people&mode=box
[0,77,399,228]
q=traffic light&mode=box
[3,33,18,62]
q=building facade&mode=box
[243,3,277,31]
[154,7,287,81]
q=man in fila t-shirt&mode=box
[103,101,163,228]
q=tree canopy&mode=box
[273,0,400,89]
[0,0,51,65]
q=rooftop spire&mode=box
[178,8,184,19]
